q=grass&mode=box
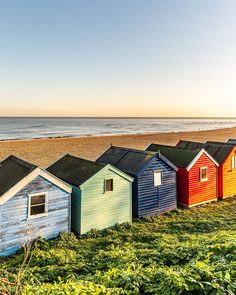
[1,197,236,294]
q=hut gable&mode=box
[0,156,71,256]
[0,155,37,197]
[188,152,218,206]
[176,140,235,165]
[0,156,71,205]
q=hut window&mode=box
[200,167,208,181]
[29,194,47,217]
[232,156,236,169]
[154,171,162,186]
[105,179,113,192]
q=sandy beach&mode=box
[0,127,236,168]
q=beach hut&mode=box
[96,146,177,218]
[0,155,72,256]
[177,140,236,199]
[47,154,133,235]
[146,144,218,207]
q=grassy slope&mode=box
[1,197,236,295]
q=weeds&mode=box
[1,197,236,294]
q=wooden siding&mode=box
[0,176,70,256]
[188,153,217,206]
[71,186,81,234]
[137,157,177,218]
[218,165,224,198]
[221,146,236,198]
[72,166,132,235]
[131,180,139,218]
[176,167,189,205]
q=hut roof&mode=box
[47,154,105,187]
[176,140,205,150]
[146,143,200,168]
[177,140,235,165]
[0,155,37,197]
[204,141,235,164]
[97,146,176,176]
[227,139,236,145]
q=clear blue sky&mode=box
[1,0,236,117]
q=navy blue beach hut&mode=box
[97,146,177,218]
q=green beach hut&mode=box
[47,154,133,235]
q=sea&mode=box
[0,117,236,141]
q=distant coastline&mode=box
[1,116,236,119]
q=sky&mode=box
[0,0,236,117]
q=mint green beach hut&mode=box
[47,154,133,235]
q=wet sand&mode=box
[0,127,236,168]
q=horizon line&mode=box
[0,116,236,119]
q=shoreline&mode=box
[0,125,235,143]
[0,127,236,168]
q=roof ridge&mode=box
[206,141,234,147]
[64,154,105,167]
[149,143,201,153]
[47,154,106,187]
[111,145,155,155]
[178,139,203,144]
[0,155,38,198]
[2,155,37,169]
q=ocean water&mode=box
[0,117,236,141]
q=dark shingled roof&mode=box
[47,154,105,187]
[0,155,37,197]
[146,143,200,168]
[176,140,205,150]
[177,140,234,165]
[227,139,236,145]
[204,141,234,164]
[96,146,156,176]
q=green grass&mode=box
[1,197,236,294]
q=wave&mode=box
[0,118,235,141]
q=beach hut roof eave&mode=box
[0,166,72,206]
[96,146,157,176]
[146,143,200,168]
[158,152,178,171]
[186,148,219,171]
[47,154,106,188]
